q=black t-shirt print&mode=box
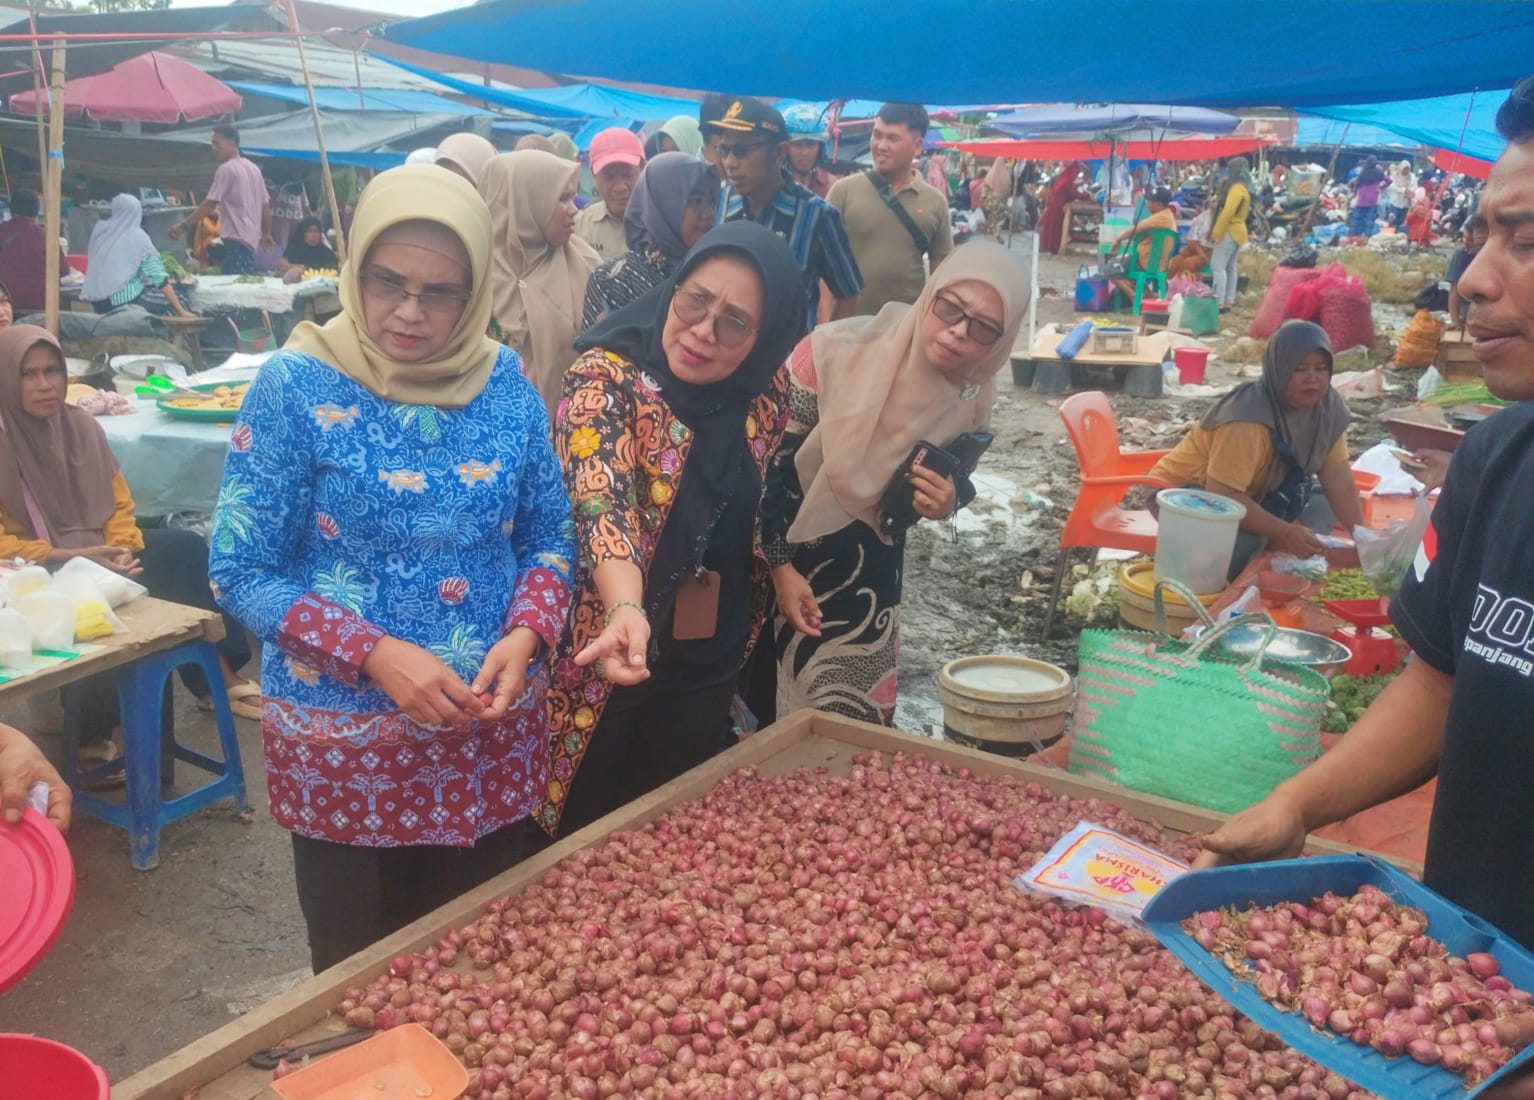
[1391,401,1534,950]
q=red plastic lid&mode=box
[0,807,75,995]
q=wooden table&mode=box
[1061,201,1103,253]
[0,596,225,704]
[117,709,1399,1100]
[161,315,214,371]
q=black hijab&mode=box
[282,217,339,270]
[576,220,805,625]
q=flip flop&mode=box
[198,682,263,721]
[75,738,127,791]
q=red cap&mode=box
[589,128,645,175]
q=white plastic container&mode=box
[1154,488,1248,595]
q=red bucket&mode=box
[1172,346,1210,384]
[0,1034,109,1099]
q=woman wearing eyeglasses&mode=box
[479,150,601,415]
[764,240,1028,726]
[208,166,575,971]
[536,222,805,837]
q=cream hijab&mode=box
[285,165,499,408]
[479,150,600,412]
[789,240,1029,544]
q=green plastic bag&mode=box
[1069,614,1331,814]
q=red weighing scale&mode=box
[1323,598,1400,676]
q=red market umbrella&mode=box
[941,135,1275,161]
[9,51,241,124]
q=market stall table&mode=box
[1061,201,1102,252]
[97,396,234,517]
[0,596,247,870]
[115,710,1397,1100]
[187,274,338,318]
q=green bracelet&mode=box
[604,600,646,628]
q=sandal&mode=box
[198,681,263,722]
[76,738,127,791]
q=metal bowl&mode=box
[1210,624,1352,680]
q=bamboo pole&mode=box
[283,0,347,263]
[43,37,64,335]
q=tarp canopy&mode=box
[1291,117,1420,149]
[1432,147,1494,180]
[989,103,1240,137]
[0,4,265,98]
[382,0,1534,107]
[1304,90,1507,163]
[943,135,1273,161]
[226,80,493,116]
[8,51,241,123]
[370,52,697,120]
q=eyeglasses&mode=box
[671,287,756,349]
[715,140,772,162]
[359,273,471,315]
[930,293,1005,346]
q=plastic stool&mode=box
[1122,363,1164,398]
[62,640,248,870]
[1034,360,1075,395]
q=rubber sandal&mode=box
[75,738,127,791]
[197,681,263,721]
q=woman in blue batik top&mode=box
[209,165,575,971]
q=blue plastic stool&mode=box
[62,640,248,870]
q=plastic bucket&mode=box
[1010,357,1036,388]
[1173,346,1210,384]
[1117,561,1219,635]
[937,656,1074,758]
[1154,488,1247,595]
[0,1035,110,1099]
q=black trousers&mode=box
[63,526,253,746]
[557,678,737,837]
[290,824,527,973]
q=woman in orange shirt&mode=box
[0,325,259,773]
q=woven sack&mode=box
[1069,607,1330,814]
[1250,265,1321,339]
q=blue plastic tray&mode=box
[1142,855,1534,1099]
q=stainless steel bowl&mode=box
[1211,624,1353,680]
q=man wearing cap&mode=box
[827,102,954,317]
[575,127,646,260]
[1107,186,1177,303]
[708,96,862,330]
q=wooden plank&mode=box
[0,596,222,706]
[117,709,1412,1100]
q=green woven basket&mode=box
[1069,611,1331,814]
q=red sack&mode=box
[1318,275,1376,349]
[1285,278,1326,322]
[1250,266,1321,339]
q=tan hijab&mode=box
[434,132,498,187]
[286,165,498,408]
[789,240,1029,544]
[479,150,600,412]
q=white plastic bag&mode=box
[1331,367,1384,399]
[50,574,126,640]
[0,607,31,668]
[1354,497,1433,598]
[57,554,147,608]
[15,590,74,650]
[1416,366,1445,401]
[2,564,51,607]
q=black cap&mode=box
[702,96,786,141]
[1149,187,1174,205]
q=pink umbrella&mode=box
[9,51,241,124]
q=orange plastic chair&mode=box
[1043,390,1174,638]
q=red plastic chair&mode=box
[1042,390,1174,638]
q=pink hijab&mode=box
[0,325,120,548]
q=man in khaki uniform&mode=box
[827,102,954,316]
[574,128,646,260]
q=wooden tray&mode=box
[115,710,1401,1100]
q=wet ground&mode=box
[1,238,1431,1084]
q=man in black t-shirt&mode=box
[1193,81,1534,1097]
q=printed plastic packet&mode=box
[1014,820,1188,926]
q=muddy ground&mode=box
[0,240,1434,1083]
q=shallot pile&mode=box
[336,752,1370,1099]
[1188,884,1534,1086]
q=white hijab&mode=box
[82,193,157,302]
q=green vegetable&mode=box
[1317,569,1378,602]
[1422,381,1508,408]
[159,250,186,277]
[1321,672,1398,733]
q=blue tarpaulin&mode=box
[989,104,1240,137]
[368,53,697,120]
[1292,118,1420,149]
[227,81,493,116]
[1303,90,1507,162]
[381,1,1534,107]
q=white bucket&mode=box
[1154,488,1247,596]
[937,656,1074,758]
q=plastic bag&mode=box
[0,607,30,668]
[14,590,74,650]
[1269,553,1329,580]
[1013,821,1188,926]
[1416,365,1445,400]
[1355,498,1432,598]
[2,564,51,607]
[1074,268,1113,312]
[57,554,147,608]
[50,574,126,641]
[1167,274,1214,299]
[1331,368,1384,399]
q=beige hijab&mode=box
[479,150,600,412]
[285,165,499,408]
[789,239,1029,544]
[434,132,498,187]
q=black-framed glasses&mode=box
[931,292,1005,346]
[715,140,772,161]
[358,272,470,315]
[671,287,757,349]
